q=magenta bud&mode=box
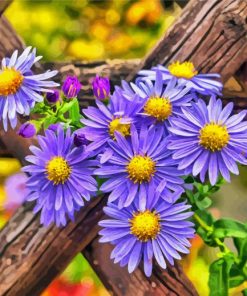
[18,122,36,138]
[48,123,61,132]
[74,132,90,147]
[46,89,60,104]
[62,76,82,99]
[92,75,110,100]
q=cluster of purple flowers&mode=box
[80,61,247,275]
[4,49,247,277]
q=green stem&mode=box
[193,212,231,254]
[193,212,213,232]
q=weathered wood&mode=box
[0,196,105,296]
[43,59,140,108]
[84,240,198,296]
[128,0,247,83]
[0,0,12,15]
[0,16,24,60]
[1,0,247,295]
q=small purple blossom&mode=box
[138,62,223,96]
[74,132,90,147]
[48,123,61,132]
[168,97,247,185]
[62,76,81,99]
[23,127,98,227]
[80,87,142,156]
[0,47,58,131]
[18,122,36,138]
[99,197,194,276]
[92,75,110,100]
[94,124,184,209]
[46,89,60,104]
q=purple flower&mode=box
[168,97,247,185]
[0,47,58,131]
[94,124,184,209]
[22,127,98,227]
[46,89,60,103]
[99,197,194,276]
[92,75,110,100]
[74,132,90,147]
[18,122,36,138]
[62,76,81,99]
[80,87,143,157]
[4,173,29,211]
[138,62,223,96]
[121,70,193,131]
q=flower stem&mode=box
[193,212,230,253]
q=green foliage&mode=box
[208,253,234,296]
[30,96,83,132]
[185,178,247,296]
[212,219,247,239]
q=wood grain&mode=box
[128,0,247,83]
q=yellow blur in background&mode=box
[5,0,180,61]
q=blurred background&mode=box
[1,1,246,295]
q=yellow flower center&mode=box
[199,122,229,152]
[168,61,198,79]
[109,118,130,139]
[130,210,160,241]
[46,156,71,185]
[144,97,172,121]
[0,68,24,96]
[127,155,155,183]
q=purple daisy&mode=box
[168,97,247,185]
[121,70,193,131]
[22,127,98,226]
[138,61,222,96]
[94,124,185,209]
[98,197,194,276]
[80,86,143,158]
[0,47,58,130]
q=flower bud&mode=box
[92,75,110,100]
[48,123,60,132]
[46,89,60,104]
[18,122,36,138]
[74,132,90,147]
[62,76,81,99]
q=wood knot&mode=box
[224,13,247,33]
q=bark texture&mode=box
[0,0,247,295]
[128,0,247,83]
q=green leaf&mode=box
[242,289,247,296]
[58,99,77,115]
[31,102,45,114]
[229,274,245,288]
[195,209,214,226]
[195,196,212,210]
[69,98,81,122]
[43,116,57,129]
[209,253,234,296]
[184,175,194,184]
[185,189,195,203]
[212,219,247,239]
[233,237,247,269]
